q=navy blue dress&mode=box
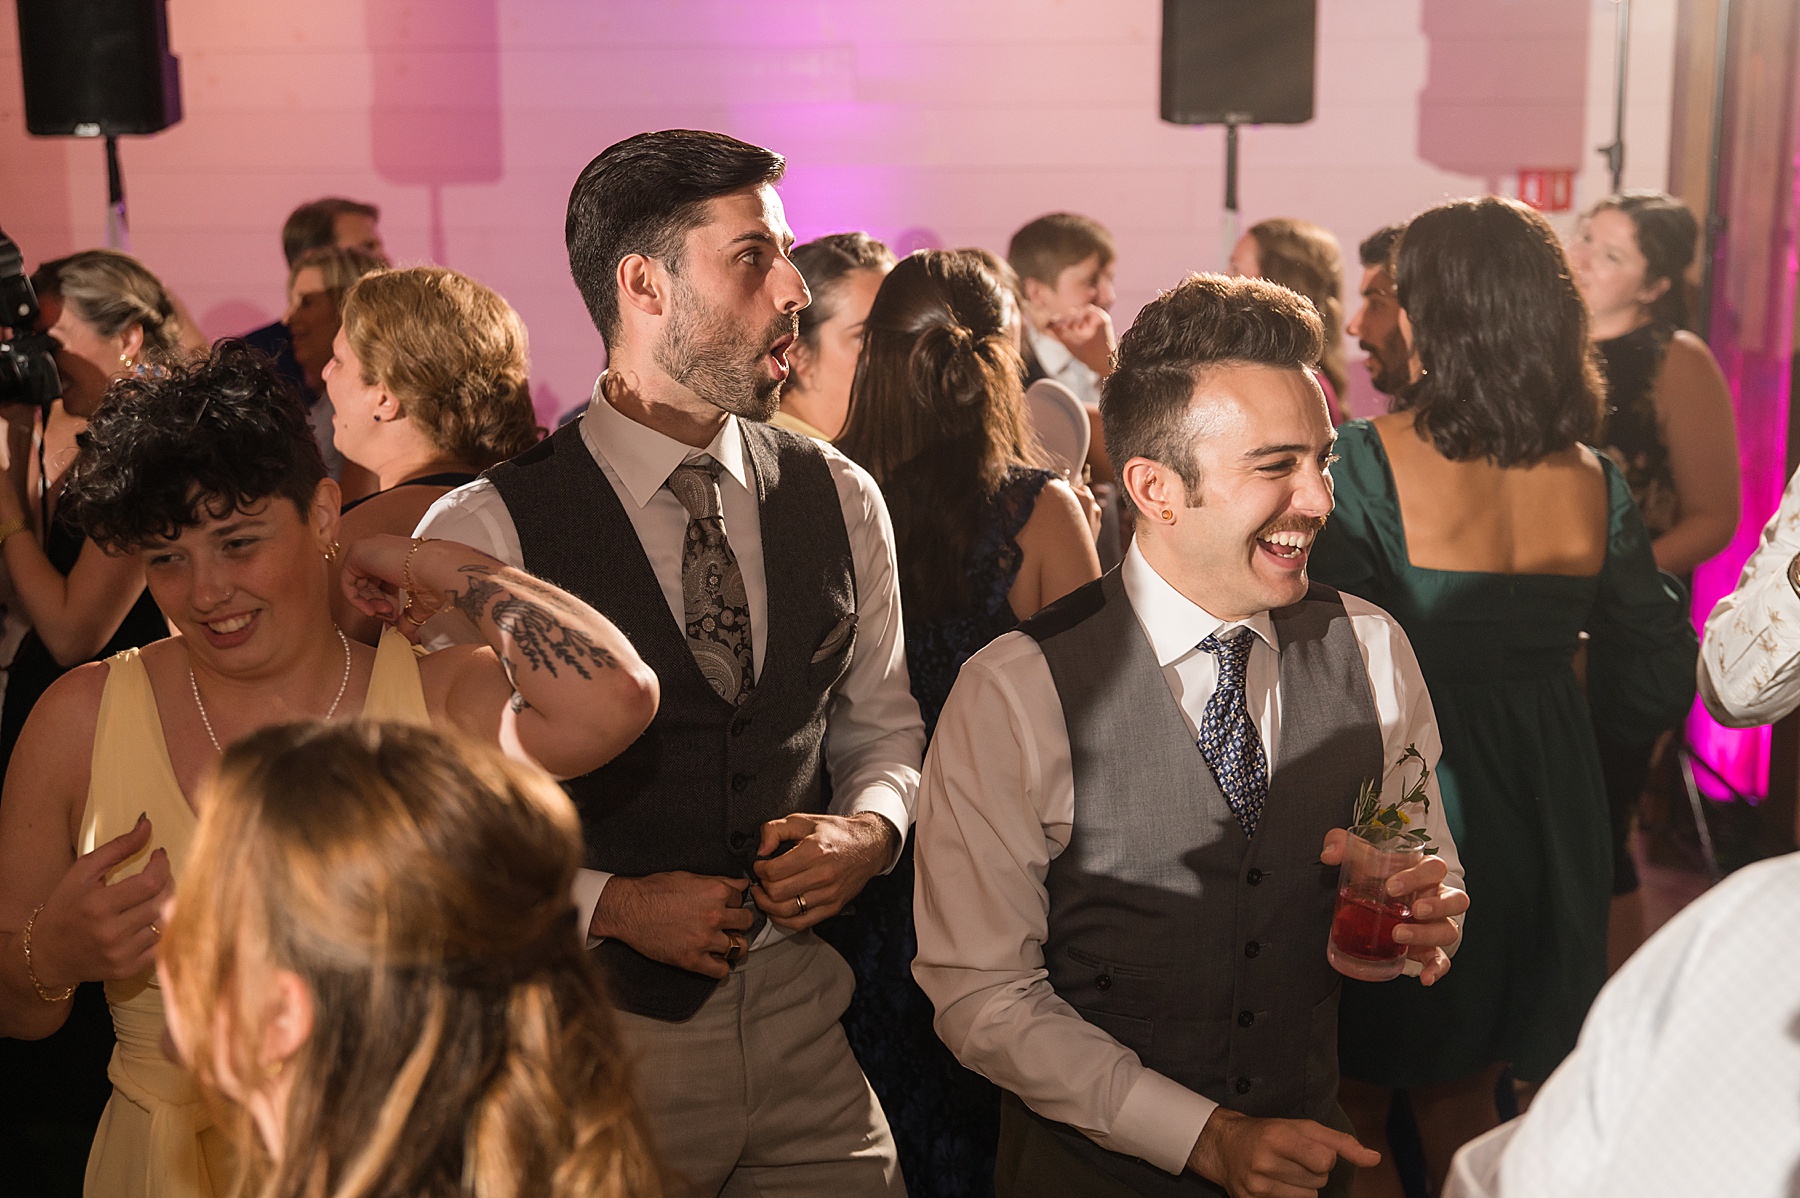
[819,467,1054,1198]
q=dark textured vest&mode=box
[487,419,857,1022]
[1019,569,1384,1196]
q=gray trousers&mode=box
[613,931,903,1198]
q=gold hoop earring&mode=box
[324,540,341,564]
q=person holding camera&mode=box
[0,250,179,773]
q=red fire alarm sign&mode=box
[1518,169,1575,212]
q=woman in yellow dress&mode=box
[0,344,658,1197]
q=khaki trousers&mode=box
[614,931,904,1198]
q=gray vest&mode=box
[487,419,856,1022]
[1018,569,1383,1196]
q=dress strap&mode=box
[363,628,433,726]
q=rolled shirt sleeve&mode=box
[1700,465,1800,727]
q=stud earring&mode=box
[1160,509,1174,522]
[118,353,134,369]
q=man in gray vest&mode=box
[914,273,1468,1198]
[418,129,924,1195]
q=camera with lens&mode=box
[0,225,61,410]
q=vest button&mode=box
[1234,1077,1252,1095]
[728,830,750,852]
[1245,868,1264,885]
[1244,941,1261,959]
[1237,1010,1255,1028]
[1095,973,1113,992]
[730,714,750,737]
[731,772,751,793]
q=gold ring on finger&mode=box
[794,893,807,916]
[724,933,745,965]
[150,923,162,937]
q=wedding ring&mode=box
[794,893,808,916]
[150,923,162,937]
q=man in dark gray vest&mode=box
[914,274,1468,1198]
[417,130,924,1195]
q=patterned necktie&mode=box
[666,455,754,706]
[1197,629,1269,838]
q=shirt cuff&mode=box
[838,784,912,873]
[1106,1069,1219,1177]
[573,867,613,949]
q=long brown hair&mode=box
[160,720,667,1198]
[1247,218,1348,404]
[836,249,1042,619]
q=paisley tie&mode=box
[666,455,754,706]
[1197,629,1269,838]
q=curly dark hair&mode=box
[1393,197,1603,466]
[62,342,327,552]
[1101,272,1324,496]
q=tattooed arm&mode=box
[340,535,659,778]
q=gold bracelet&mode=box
[22,904,74,1003]
[0,516,28,547]
[400,537,439,626]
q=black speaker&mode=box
[1161,0,1317,126]
[16,0,182,137]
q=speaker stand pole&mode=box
[105,135,130,252]
[1220,117,1242,270]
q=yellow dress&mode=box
[78,630,432,1198]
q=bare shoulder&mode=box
[1658,330,1730,397]
[341,486,455,546]
[6,659,112,838]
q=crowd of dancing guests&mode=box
[0,125,1774,1198]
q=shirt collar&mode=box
[1026,323,1075,376]
[1120,540,1278,666]
[579,374,754,509]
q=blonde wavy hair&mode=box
[1247,218,1348,409]
[160,720,667,1198]
[43,249,184,360]
[340,267,539,469]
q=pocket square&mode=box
[811,614,857,663]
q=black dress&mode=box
[339,470,478,515]
[0,511,166,1195]
[818,467,1053,1198]
[1593,321,1682,896]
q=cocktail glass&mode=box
[1327,828,1424,982]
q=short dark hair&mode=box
[62,342,327,551]
[282,198,381,268]
[565,129,787,347]
[1358,224,1405,270]
[1394,197,1603,466]
[791,232,896,350]
[1102,273,1323,494]
[1007,213,1116,286]
[1585,190,1700,330]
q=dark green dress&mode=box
[1311,420,1697,1086]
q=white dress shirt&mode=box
[912,541,1463,1177]
[1700,463,1800,726]
[1444,851,1800,1198]
[416,381,926,945]
[1026,323,1103,408]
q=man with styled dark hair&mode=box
[418,128,922,1194]
[914,273,1468,1197]
[1346,224,1409,398]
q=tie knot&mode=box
[667,455,725,520]
[1199,628,1254,676]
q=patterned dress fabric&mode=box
[666,455,754,705]
[817,466,1054,1198]
[1197,629,1270,838]
[1595,321,1678,540]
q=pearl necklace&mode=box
[189,627,353,755]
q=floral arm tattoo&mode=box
[446,565,617,705]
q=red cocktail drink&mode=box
[1327,829,1423,982]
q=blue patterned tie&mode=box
[1197,629,1269,838]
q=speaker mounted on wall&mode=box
[1161,0,1318,126]
[16,0,183,137]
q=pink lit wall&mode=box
[2,0,1676,424]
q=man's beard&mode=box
[653,284,796,422]
[1362,332,1412,396]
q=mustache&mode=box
[765,311,798,349]
[1258,515,1328,539]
